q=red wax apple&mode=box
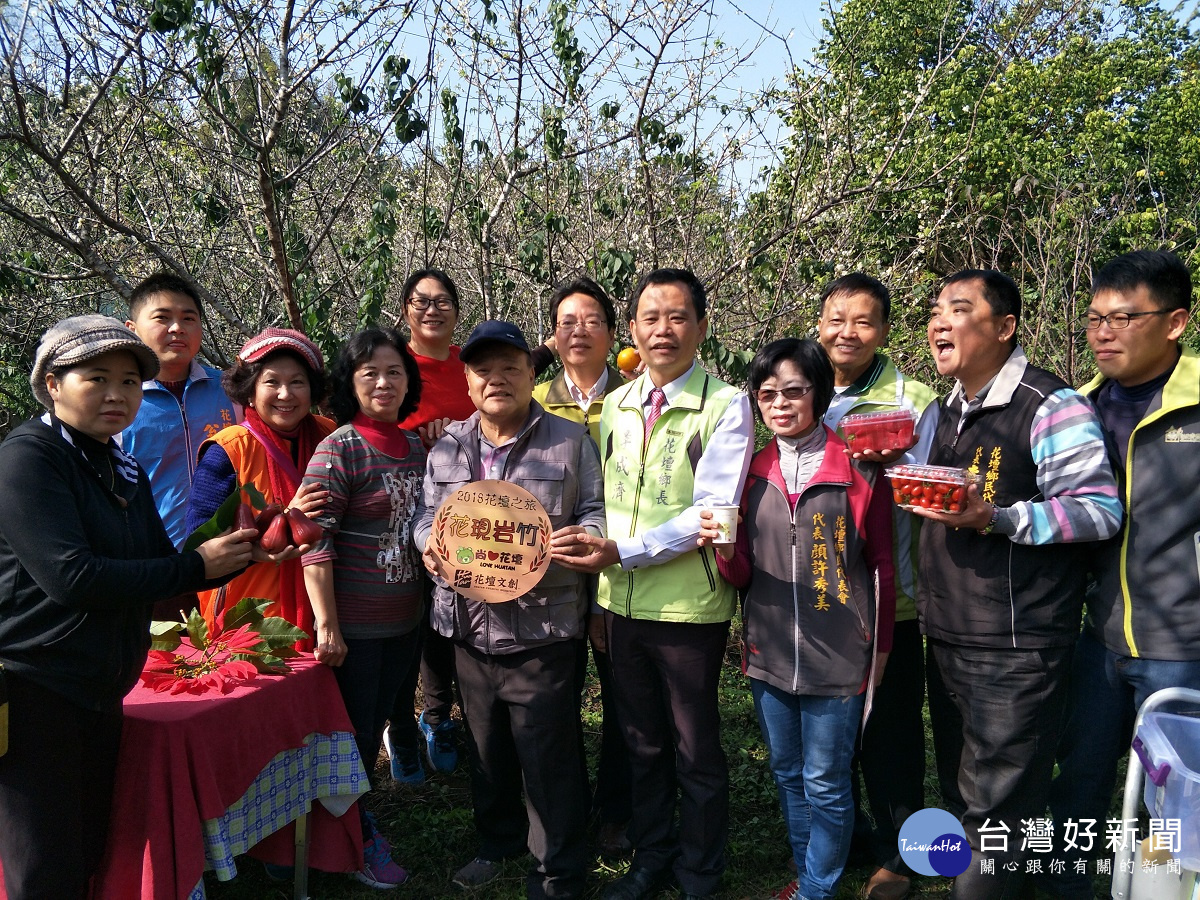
[285,507,323,545]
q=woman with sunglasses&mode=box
[700,338,896,900]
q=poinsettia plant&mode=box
[142,598,308,694]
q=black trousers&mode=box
[389,575,459,753]
[605,612,729,896]
[856,618,927,875]
[927,639,1072,900]
[333,631,421,784]
[0,673,123,900]
[573,622,634,826]
[455,640,589,899]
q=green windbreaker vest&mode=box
[597,367,741,623]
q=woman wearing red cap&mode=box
[185,327,335,646]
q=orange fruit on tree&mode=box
[617,347,641,372]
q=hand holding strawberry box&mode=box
[886,464,977,513]
[840,409,917,453]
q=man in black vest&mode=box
[910,270,1122,899]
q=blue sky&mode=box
[694,0,830,189]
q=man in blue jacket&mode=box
[1045,250,1200,898]
[121,272,239,549]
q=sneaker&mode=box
[262,861,294,881]
[770,880,799,900]
[452,856,499,889]
[419,711,459,773]
[383,725,425,785]
[356,812,410,889]
[596,820,632,860]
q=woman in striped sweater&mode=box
[301,327,426,889]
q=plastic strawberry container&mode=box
[840,409,917,453]
[885,464,976,513]
[1135,711,1200,869]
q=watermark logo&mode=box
[898,808,971,877]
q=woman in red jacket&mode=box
[702,338,896,900]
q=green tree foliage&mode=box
[758,0,1200,385]
[0,0,775,424]
[0,0,1195,430]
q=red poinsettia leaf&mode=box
[218,623,267,654]
[221,659,260,680]
[140,670,178,691]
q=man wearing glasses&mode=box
[551,268,753,900]
[1044,250,1200,899]
[532,276,635,860]
[909,269,1121,900]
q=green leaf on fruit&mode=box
[182,483,269,552]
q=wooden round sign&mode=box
[429,479,553,603]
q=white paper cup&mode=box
[708,505,739,545]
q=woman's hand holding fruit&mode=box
[196,527,257,578]
[234,500,325,561]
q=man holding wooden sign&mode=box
[413,320,605,899]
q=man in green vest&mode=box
[817,273,939,900]
[552,268,753,900]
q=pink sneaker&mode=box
[355,813,409,889]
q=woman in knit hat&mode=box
[0,315,255,899]
[184,327,335,647]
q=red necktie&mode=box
[645,388,666,441]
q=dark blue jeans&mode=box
[1044,629,1200,898]
[752,679,864,900]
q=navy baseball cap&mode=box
[459,320,531,364]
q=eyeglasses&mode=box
[555,319,609,334]
[408,292,455,312]
[1081,310,1171,330]
[755,385,815,404]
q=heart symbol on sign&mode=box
[488,551,499,560]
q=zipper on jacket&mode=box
[171,389,197,478]
[699,546,716,592]
[769,471,853,694]
[758,475,805,694]
[789,516,801,694]
[623,420,650,618]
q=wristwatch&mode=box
[978,504,1001,536]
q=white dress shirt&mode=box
[614,362,754,570]
[563,367,610,415]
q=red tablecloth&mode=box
[0,656,366,900]
[97,656,364,899]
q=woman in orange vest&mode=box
[185,328,334,647]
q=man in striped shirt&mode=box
[909,270,1121,900]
